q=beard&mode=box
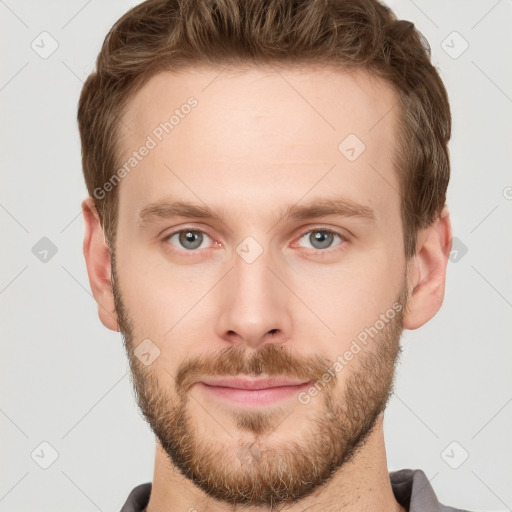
[111,257,408,508]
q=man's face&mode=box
[111,65,409,506]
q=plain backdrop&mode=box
[1,1,511,511]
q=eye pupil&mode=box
[310,230,334,249]
[179,230,202,250]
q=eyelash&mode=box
[162,226,348,256]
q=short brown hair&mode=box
[78,0,451,258]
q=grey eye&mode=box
[298,230,342,251]
[167,230,210,251]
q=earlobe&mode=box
[82,197,120,332]
[403,206,453,330]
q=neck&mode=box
[145,415,405,512]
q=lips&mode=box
[194,377,312,407]
[198,377,311,390]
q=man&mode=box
[78,0,468,511]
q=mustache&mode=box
[174,343,334,397]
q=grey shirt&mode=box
[120,468,471,512]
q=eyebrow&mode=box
[137,197,376,227]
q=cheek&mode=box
[114,246,200,340]
[289,252,404,352]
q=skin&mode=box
[82,64,452,512]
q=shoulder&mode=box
[390,468,474,512]
[120,482,152,512]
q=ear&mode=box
[82,197,120,331]
[403,205,453,330]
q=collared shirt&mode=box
[120,468,471,512]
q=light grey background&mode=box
[1,1,511,511]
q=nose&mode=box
[214,245,293,350]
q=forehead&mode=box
[117,64,401,227]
